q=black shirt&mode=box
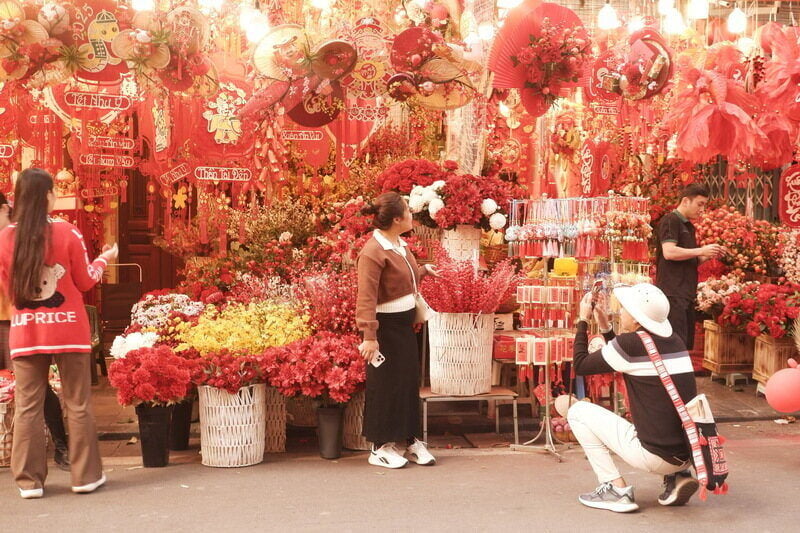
[656,210,698,300]
[573,321,697,461]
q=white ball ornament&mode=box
[489,212,507,230]
[481,198,498,216]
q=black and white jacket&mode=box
[573,321,698,462]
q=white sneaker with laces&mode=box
[19,487,44,499]
[72,472,107,494]
[368,443,408,469]
[406,439,436,465]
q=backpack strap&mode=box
[636,331,709,492]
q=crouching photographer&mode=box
[568,283,699,513]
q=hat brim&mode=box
[613,286,673,338]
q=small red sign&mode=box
[64,92,132,111]
[779,164,800,228]
[80,185,120,199]
[88,135,135,150]
[0,144,14,158]
[158,163,191,188]
[194,166,252,182]
[79,153,135,168]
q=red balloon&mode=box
[765,364,800,413]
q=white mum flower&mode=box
[481,198,498,216]
[409,195,426,213]
[489,212,507,230]
[410,185,424,197]
[428,198,445,217]
[432,180,446,191]
[422,187,439,203]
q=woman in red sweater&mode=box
[0,168,117,499]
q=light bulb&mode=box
[727,7,747,35]
[687,0,709,20]
[736,36,754,54]
[657,0,674,16]
[627,16,646,34]
[498,102,511,117]
[131,0,155,11]
[597,2,621,31]
[477,22,494,41]
[245,12,270,43]
[310,0,334,10]
[664,8,686,35]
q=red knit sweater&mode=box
[0,219,107,358]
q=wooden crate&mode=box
[702,320,755,374]
[752,335,798,384]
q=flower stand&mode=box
[198,384,266,468]
[428,312,495,396]
[702,320,755,374]
[287,395,318,427]
[0,401,13,468]
[753,335,798,385]
[441,224,481,262]
[136,404,173,468]
[316,404,345,460]
[343,390,370,451]
[264,387,286,453]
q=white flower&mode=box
[409,195,426,213]
[432,180,446,191]
[410,185,424,198]
[489,212,507,230]
[279,231,293,243]
[110,332,159,359]
[428,198,445,217]
[481,198,498,216]
[134,30,152,44]
[422,187,439,203]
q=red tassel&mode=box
[718,435,726,444]
[699,486,708,501]
[698,435,708,445]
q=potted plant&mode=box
[108,345,195,467]
[265,332,366,459]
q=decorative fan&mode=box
[0,0,69,83]
[158,6,217,97]
[110,11,171,73]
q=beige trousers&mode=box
[11,353,103,490]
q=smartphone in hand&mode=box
[371,352,386,368]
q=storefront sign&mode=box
[80,185,120,199]
[194,166,252,182]
[0,144,14,158]
[64,92,132,111]
[779,164,800,228]
[281,130,324,141]
[79,153,135,168]
[158,163,191,188]
[88,135,135,150]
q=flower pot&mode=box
[170,398,194,451]
[753,335,798,385]
[702,320,755,374]
[135,403,173,468]
[316,405,345,460]
[428,312,495,395]
[198,384,266,468]
[441,224,481,262]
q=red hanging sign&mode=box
[64,92,132,111]
[194,166,252,182]
[88,135,135,150]
[778,164,800,228]
[158,163,192,188]
[80,185,120,199]
[79,153,135,168]
[281,130,325,141]
[0,145,15,158]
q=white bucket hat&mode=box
[612,283,673,338]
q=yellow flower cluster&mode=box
[175,302,311,355]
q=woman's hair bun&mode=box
[361,203,378,216]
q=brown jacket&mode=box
[356,233,428,340]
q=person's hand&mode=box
[593,292,612,331]
[358,340,380,363]
[699,244,724,260]
[425,264,440,277]
[579,292,593,322]
[100,243,118,262]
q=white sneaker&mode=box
[406,439,436,465]
[19,487,44,499]
[368,443,408,469]
[72,472,107,494]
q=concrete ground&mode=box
[2,419,799,532]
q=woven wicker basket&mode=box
[0,402,12,468]
[343,390,370,451]
[198,384,266,468]
[286,395,318,427]
[428,312,495,395]
[264,387,287,453]
[441,224,481,262]
[413,225,443,265]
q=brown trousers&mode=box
[11,353,103,490]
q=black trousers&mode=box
[667,296,696,350]
[362,309,420,443]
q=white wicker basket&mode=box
[343,390,370,451]
[428,312,495,396]
[441,224,481,262]
[264,387,286,453]
[0,402,12,468]
[286,395,317,427]
[198,384,266,468]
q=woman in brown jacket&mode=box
[356,192,436,469]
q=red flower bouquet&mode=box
[718,282,800,338]
[108,346,196,407]
[185,349,270,395]
[293,267,358,335]
[420,244,522,313]
[376,158,446,194]
[264,332,366,405]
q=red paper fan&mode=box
[286,80,344,128]
[390,27,443,72]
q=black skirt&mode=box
[362,308,420,443]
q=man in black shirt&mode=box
[569,284,699,513]
[656,183,723,349]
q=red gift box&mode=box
[493,334,517,359]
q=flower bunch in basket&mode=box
[110,331,160,359]
[175,301,311,356]
[696,274,755,318]
[695,206,782,275]
[292,266,358,335]
[420,245,522,313]
[718,282,800,338]
[376,158,446,194]
[183,348,270,395]
[130,292,205,331]
[778,229,800,283]
[108,346,197,407]
[264,332,366,405]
